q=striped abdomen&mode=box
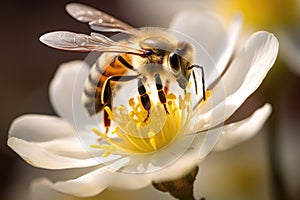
[82,53,132,115]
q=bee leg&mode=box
[137,78,151,122]
[164,79,170,95]
[192,70,198,95]
[103,104,111,134]
[102,75,138,132]
[155,74,169,114]
[101,80,112,133]
[188,65,206,101]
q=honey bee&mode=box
[40,3,206,132]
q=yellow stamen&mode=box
[199,90,212,107]
[92,128,104,137]
[90,87,204,156]
[104,106,114,120]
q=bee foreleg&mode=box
[101,74,138,132]
[164,79,170,95]
[189,65,206,101]
[155,74,169,114]
[137,78,151,122]
[192,70,198,95]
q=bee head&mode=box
[168,42,194,89]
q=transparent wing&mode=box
[39,31,145,55]
[66,3,135,34]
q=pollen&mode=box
[199,90,211,107]
[90,91,194,156]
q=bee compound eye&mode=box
[169,52,181,72]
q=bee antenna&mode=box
[189,65,206,101]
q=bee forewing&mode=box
[40,31,97,51]
[40,31,145,54]
[90,32,114,42]
[66,3,133,33]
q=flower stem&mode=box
[152,166,199,200]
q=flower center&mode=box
[218,0,298,28]
[91,92,193,157]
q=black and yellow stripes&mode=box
[82,54,134,116]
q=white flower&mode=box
[28,133,271,200]
[8,11,278,198]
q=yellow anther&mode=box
[187,81,192,89]
[117,105,125,111]
[90,91,192,156]
[102,151,112,157]
[184,93,191,102]
[129,111,135,119]
[167,93,176,99]
[205,90,211,99]
[129,98,135,107]
[104,106,114,120]
[199,90,212,107]
[111,126,119,134]
[137,122,143,128]
[90,144,102,149]
[92,128,103,137]
[149,137,157,150]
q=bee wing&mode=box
[39,31,145,54]
[66,3,134,34]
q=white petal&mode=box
[30,178,171,200]
[81,133,198,188]
[199,31,278,128]
[30,178,110,200]
[214,104,272,151]
[222,31,279,97]
[169,11,241,85]
[86,140,201,190]
[109,173,152,190]
[8,114,93,158]
[30,178,63,200]
[110,150,199,189]
[8,115,100,169]
[38,158,129,197]
[198,126,224,159]
[149,149,200,183]
[51,168,111,197]
[28,150,199,197]
[8,137,100,169]
[49,60,90,123]
[9,114,73,141]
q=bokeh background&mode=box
[1,0,300,199]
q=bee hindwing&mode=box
[66,3,134,34]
